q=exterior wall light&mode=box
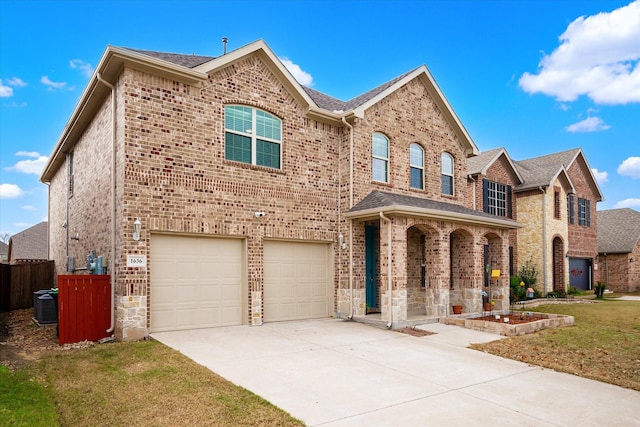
[133,219,141,241]
[338,233,347,250]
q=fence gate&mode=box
[57,275,111,345]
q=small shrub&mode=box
[509,276,525,303]
[567,286,582,295]
[519,260,539,287]
[594,281,606,299]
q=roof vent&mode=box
[222,37,228,55]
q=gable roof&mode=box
[513,148,603,201]
[597,208,640,254]
[0,241,8,259]
[467,147,523,183]
[346,190,522,229]
[8,221,48,262]
[41,39,479,183]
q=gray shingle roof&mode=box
[467,147,506,176]
[513,148,581,191]
[349,190,519,225]
[127,47,418,113]
[597,208,640,254]
[8,221,48,262]
[125,48,215,68]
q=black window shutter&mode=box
[586,199,591,226]
[482,179,489,213]
[507,185,513,218]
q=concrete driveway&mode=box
[152,319,640,426]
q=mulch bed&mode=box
[475,313,546,325]
[396,327,436,337]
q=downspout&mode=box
[379,211,392,328]
[539,186,547,296]
[97,73,116,334]
[65,154,70,260]
[342,117,354,320]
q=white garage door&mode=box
[263,241,331,322]
[150,234,243,332]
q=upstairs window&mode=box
[372,133,389,183]
[482,179,512,218]
[409,143,424,190]
[554,190,561,219]
[225,105,281,169]
[578,197,591,226]
[568,194,575,224]
[441,153,454,195]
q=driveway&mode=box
[152,319,640,426]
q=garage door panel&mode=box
[264,241,331,322]
[151,235,243,332]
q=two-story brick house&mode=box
[41,40,524,340]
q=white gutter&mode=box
[342,117,354,319]
[379,212,393,328]
[97,73,116,334]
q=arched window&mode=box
[441,152,454,195]
[372,133,389,183]
[225,105,282,169]
[409,143,424,190]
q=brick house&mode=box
[596,209,640,292]
[40,40,524,340]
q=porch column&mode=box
[380,216,407,325]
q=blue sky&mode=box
[1,0,639,239]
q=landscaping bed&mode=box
[445,311,574,336]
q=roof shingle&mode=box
[597,208,640,254]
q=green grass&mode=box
[39,340,303,426]
[0,365,59,426]
[473,300,640,391]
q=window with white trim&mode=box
[578,197,591,226]
[482,179,512,217]
[372,133,389,183]
[224,105,281,169]
[441,152,454,195]
[410,143,424,190]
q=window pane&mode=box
[225,132,251,163]
[410,144,423,167]
[372,158,388,182]
[441,153,453,174]
[256,110,281,140]
[372,133,389,158]
[256,139,281,169]
[410,167,423,189]
[441,175,453,195]
[225,106,252,133]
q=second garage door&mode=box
[263,241,332,322]
[150,234,244,332]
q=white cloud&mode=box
[5,155,48,175]
[614,198,640,208]
[13,222,31,228]
[0,79,13,97]
[591,168,609,184]
[70,59,94,78]
[6,77,27,88]
[22,205,37,211]
[617,156,640,178]
[41,75,68,90]
[279,57,313,86]
[0,183,25,199]
[16,151,40,158]
[519,1,640,104]
[566,116,610,132]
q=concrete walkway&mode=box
[152,319,640,426]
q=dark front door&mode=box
[365,225,378,309]
[569,258,591,290]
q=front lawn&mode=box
[471,299,640,391]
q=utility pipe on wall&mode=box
[97,73,116,334]
[379,211,393,328]
[539,186,547,296]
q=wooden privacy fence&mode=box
[0,261,56,311]
[58,275,111,345]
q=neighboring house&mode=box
[0,241,8,263]
[7,222,49,264]
[40,40,522,340]
[596,209,640,292]
[513,149,603,292]
[467,147,603,293]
